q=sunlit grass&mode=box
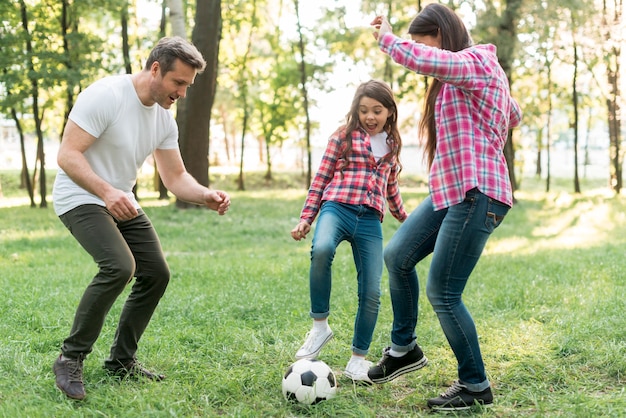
[0,171,624,417]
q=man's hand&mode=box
[203,190,231,215]
[103,188,138,221]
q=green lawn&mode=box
[0,172,624,417]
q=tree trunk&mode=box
[20,0,47,208]
[572,39,580,193]
[603,0,622,193]
[264,136,272,181]
[237,111,247,191]
[121,3,132,74]
[176,0,221,208]
[490,0,523,196]
[12,107,35,207]
[167,0,186,38]
[235,0,257,191]
[294,0,312,187]
[156,0,187,200]
[60,0,75,143]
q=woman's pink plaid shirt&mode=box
[379,33,522,211]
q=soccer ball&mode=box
[282,358,337,405]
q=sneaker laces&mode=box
[299,331,316,352]
[374,347,393,366]
[66,358,84,383]
[300,327,328,351]
[440,381,466,398]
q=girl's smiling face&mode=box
[358,96,391,136]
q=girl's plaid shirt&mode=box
[300,127,407,225]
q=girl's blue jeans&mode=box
[308,201,383,356]
[383,189,508,391]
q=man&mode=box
[52,37,230,400]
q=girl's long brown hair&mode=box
[340,80,402,174]
[409,4,473,169]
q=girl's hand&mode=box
[291,221,311,241]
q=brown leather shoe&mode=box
[106,360,165,381]
[53,355,86,400]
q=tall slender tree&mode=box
[18,0,47,208]
[176,0,222,208]
[155,0,187,200]
[293,0,313,186]
[602,0,622,193]
[235,0,257,191]
[474,0,524,197]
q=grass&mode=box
[0,171,624,417]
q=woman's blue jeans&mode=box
[309,201,383,356]
[383,189,508,391]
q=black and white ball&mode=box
[282,358,337,405]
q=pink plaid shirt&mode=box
[379,33,522,211]
[300,126,407,224]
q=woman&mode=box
[368,4,522,411]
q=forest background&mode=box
[0,0,624,206]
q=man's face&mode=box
[149,58,197,109]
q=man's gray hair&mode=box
[144,36,207,74]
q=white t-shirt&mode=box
[53,75,179,216]
[370,132,390,161]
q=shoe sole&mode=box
[429,401,493,411]
[343,371,373,386]
[370,355,428,384]
[55,381,86,400]
[345,377,373,386]
[294,333,334,359]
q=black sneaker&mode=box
[367,345,428,384]
[427,381,494,411]
[53,354,86,400]
[105,360,165,381]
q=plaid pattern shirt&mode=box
[300,126,407,225]
[380,33,522,211]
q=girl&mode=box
[369,3,522,411]
[290,79,407,384]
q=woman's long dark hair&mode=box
[341,80,402,174]
[409,4,473,169]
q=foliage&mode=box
[0,0,623,197]
[0,173,625,416]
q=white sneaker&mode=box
[295,326,333,359]
[344,357,373,385]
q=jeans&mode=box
[383,189,508,391]
[308,201,383,356]
[59,204,170,368]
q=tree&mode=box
[572,34,581,193]
[234,0,258,191]
[601,0,623,193]
[19,0,48,208]
[253,55,302,182]
[0,2,35,206]
[176,0,222,208]
[155,0,187,200]
[167,0,186,37]
[293,0,313,186]
[474,0,524,197]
